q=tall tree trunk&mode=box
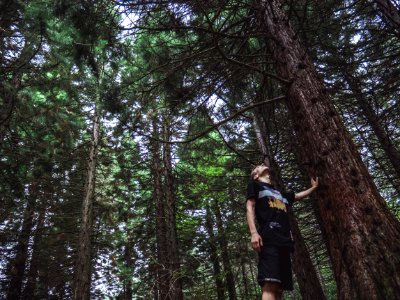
[342,71,400,191]
[239,251,249,298]
[7,181,38,300]
[73,108,100,300]
[0,75,20,147]
[252,109,327,300]
[122,242,134,300]
[212,200,237,300]
[352,120,400,195]
[162,117,183,300]
[287,207,328,300]
[120,210,135,300]
[205,204,225,300]
[22,208,46,299]
[259,1,400,298]
[0,0,22,143]
[151,118,170,300]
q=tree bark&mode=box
[120,209,135,300]
[259,1,400,298]
[343,71,400,191]
[205,204,225,300]
[73,108,100,300]
[151,118,170,300]
[161,117,183,300]
[0,75,20,147]
[212,200,237,300]
[22,208,46,299]
[239,244,250,299]
[6,181,38,300]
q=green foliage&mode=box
[1,0,399,299]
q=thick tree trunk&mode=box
[161,118,183,300]
[252,109,327,300]
[205,204,225,300]
[213,200,237,300]
[259,1,400,298]
[73,108,100,300]
[7,182,38,300]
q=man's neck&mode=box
[258,176,271,184]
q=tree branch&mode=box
[140,95,286,144]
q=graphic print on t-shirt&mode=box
[259,187,288,212]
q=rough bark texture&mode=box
[73,109,100,300]
[253,109,327,300]
[259,1,400,298]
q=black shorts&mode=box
[257,245,293,291]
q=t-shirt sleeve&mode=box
[282,191,295,206]
[246,180,257,201]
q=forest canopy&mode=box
[1,0,399,299]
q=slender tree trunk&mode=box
[252,108,271,167]
[149,261,158,300]
[212,200,237,300]
[162,117,183,300]
[151,118,170,300]
[259,1,400,298]
[351,120,400,195]
[73,107,100,300]
[239,240,250,299]
[122,243,134,300]
[7,180,39,300]
[205,204,225,300]
[252,109,327,300]
[0,1,21,145]
[21,208,46,299]
[121,210,135,300]
[288,207,328,300]
[343,71,400,191]
[0,75,20,147]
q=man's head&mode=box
[250,164,270,181]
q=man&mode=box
[246,164,318,300]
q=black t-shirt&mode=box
[246,180,295,248]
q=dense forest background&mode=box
[1,0,399,299]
